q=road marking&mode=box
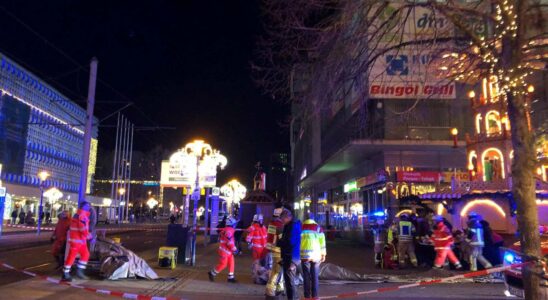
[24,263,50,270]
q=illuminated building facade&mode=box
[0,53,100,220]
[420,76,548,233]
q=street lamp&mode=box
[221,179,247,215]
[451,127,458,148]
[37,171,50,235]
[118,187,126,222]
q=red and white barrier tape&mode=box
[5,223,166,233]
[0,261,185,300]
[6,224,55,231]
[315,262,529,299]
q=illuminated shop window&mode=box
[485,110,502,136]
[482,148,505,181]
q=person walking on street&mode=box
[300,217,326,300]
[51,210,71,269]
[394,213,418,268]
[277,208,301,300]
[247,214,268,284]
[466,213,492,271]
[62,201,92,282]
[209,217,238,283]
[265,208,285,298]
[431,215,462,270]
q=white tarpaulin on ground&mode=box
[94,237,158,280]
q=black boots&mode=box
[75,268,89,280]
[61,272,72,282]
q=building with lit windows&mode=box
[418,76,548,233]
[0,53,105,222]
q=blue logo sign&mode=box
[386,55,408,76]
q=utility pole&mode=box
[110,113,121,221]
[125,124,134,221]
[78,57,98,206]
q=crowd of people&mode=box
[372,210,503,271]
[208,207,326,300]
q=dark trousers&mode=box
[301,260,320,299]
[282,259,299,300]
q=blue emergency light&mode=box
[504,252,515,264]
[373,211,385,217]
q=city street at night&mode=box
[0,1,546,300]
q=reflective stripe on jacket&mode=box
[300,219,326,262]
[68,209,90,245]
[219,227,237,257]
[397,221,415,241]
[246,223,267,249]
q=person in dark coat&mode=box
[18,211,25,224]
[11,210,17,224]
[277,209,301,300]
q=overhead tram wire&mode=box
[0,5,168,134]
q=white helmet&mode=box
[253,214,264,223]
[273,208,283,217]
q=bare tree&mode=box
[255,0,547,298]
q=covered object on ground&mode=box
[92,236,158,280]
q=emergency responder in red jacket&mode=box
[62,201,92,282]
[246,214,268,284]
[431,215,462,270]
[51,210,71,268]
[209,217,238,283]
[247,214,268,260]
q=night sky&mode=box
[0,1,289,186]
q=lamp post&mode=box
[146,197,158,222]
[37,171,50,235]
[451,127,459,148]
[118,187,126,223]
[220,179,247,215]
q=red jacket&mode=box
[53,217,71,242]
[68,209,90,245]
[218,227,237,257]
[246,223,267,251]
[432,221,454,250]
[266,219,284,253]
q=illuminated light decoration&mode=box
[396,209,413,217]
[527,85,534,93]
[536,199,548,207]
[482,78,488,101]
[475,114,482,134]
[468,90,476,99]
[87,138,98,194]
[43,187,63,202]
[485,110,502,136]
[343,181,358,193]
[504,252,515,264]
[102,198,112,206]
[481,148,506,180]
[0,89,84,135]
[437,203,445,216]
[451,128,458,136]
[146,197,158,209]
[294,202,300,210]
[537,168,543,176]
[468,151,477,171]
[460,199,507,218]
[221,179,247,214]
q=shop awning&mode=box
[300,139,465,187]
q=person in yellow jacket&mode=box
[300,218,326,300]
